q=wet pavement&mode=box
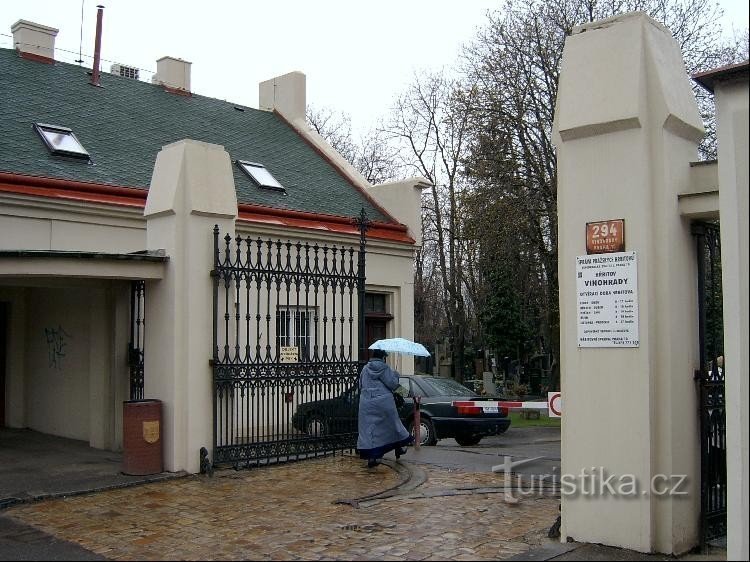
[3,454,559,560]
[0,428,183,509]
[0,428,726,561]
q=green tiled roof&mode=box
[0,48,389,222]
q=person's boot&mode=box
[367,459,380,468]
[395,447,407,459]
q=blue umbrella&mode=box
[368,337,431,357]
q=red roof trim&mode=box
[237,209,415,244]
[0,172,415,244]
[238,202,408,233]
[18,51,55,64]
[0,172,148,199]
[162,85,192,97]
[0,172,147,207]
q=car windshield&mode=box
[419,377,477,396]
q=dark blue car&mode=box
[292,374,511,446]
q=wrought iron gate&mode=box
[128,280,145,400]
[211,212,369,467]
[692,221,726,545]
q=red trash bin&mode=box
[122,399,163,475]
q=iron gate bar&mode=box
[128,280,145,401]
[211,211,368,468]
[692,221,726,546]
[355,208,371,365]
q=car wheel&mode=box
[455,434,482,446]
[305,414,328,437]
[409,417,437,446]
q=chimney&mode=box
[151,56,191,93]
[11,19,58,62]
[90,5,104,87]
[259,71,306,122]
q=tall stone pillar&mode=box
[144,139,237,473]
[713,68,749,562]
[553,13,704,554]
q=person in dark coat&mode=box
[356,349,413,468]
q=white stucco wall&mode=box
[1,280,131,449]
[714,77,749,562]
[366,178,428,247]
[144,139,238,474]
[24,286,91,440]
[0,199,145,252]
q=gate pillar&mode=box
[709,66,749,561]
[144,139,237,473]
[553,13,704,554]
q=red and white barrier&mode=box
[452,392,562,417]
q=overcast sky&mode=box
[2,0,748,137]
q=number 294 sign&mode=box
[586,219,625,254]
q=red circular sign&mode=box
[549,393,562,417]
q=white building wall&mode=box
[24,286,91,441]
[1,279,130,449]
[0,199,146,253]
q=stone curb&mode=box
[505,541,581,561]
[0,471,188,511]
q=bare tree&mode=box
[306,105,356,164]
[309,2,747,387]
[457,0,744,389]
[306,105,402,185]
[382,72,479,381]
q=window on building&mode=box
[365,293,387,314]
[365,293,393,357]
[276,307,316,361]
[237,160,285,193]
[34,123,90,160]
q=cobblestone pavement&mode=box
[5,454,560,561]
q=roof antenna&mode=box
[90,5,104,87]
[75,0,85,64]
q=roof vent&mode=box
[111,63,140,80]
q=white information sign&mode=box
[279,346,299,364]
[576,251,639,347]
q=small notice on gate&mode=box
[577,251,639,348]
[279,346,299,364]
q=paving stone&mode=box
[6,454,560,560]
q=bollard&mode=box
[414,395,422,449]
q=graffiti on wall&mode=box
[45,325,72,370]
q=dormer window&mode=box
[237,160,285,193]
[34,123,90,160]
